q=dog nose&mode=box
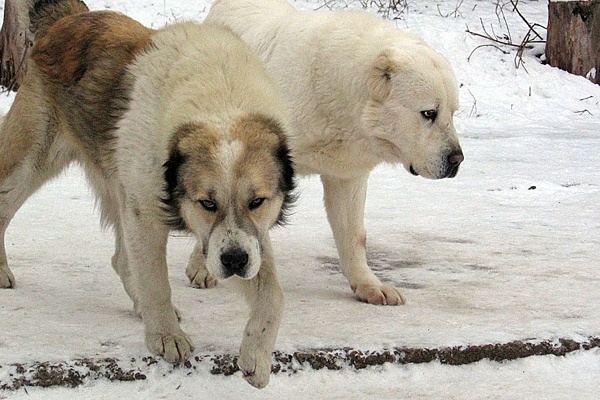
[446,150,464,178]
[448,151,464,167]
[220,249,249,276]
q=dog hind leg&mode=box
[111,224,140,310]
[81,171,145,317]
[0,99,74,288]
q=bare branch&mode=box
[467,89,478,118]
[465,0,546,71]
[437,0,465,18]
[467,43,510,63]
[510,0,545,40]
[466,25,530,49]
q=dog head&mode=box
[363,43,463,179]
[162,114,295,280]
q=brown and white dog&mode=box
[0,0,295,388]
[202,0,464,306]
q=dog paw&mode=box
[187,265,218,289]
[134,303,183,322]
[353,283,405,305]
[238,349,272,389]
[146,331,195,363]
[0,266,15,288]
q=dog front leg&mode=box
[186,240,218,289]
[321,174,405,305]
[236,235,283,389]
[120,204,194,363]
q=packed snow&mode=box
[1,0,599,398]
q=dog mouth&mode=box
[446,164,460,178]
[409,151,463,179]
[411,164,461,179]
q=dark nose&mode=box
[446,150,464,178]
[449,151,464,166]
[220,248,249,276]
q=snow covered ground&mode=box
[1,0,599,398]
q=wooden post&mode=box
[546,0,600,85]
[0,0,36,91]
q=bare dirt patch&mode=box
[1,337,598,391]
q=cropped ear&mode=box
[368,50,398,101]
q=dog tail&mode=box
[29,0,89,39]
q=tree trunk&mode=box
[0,0,35,91]
[546,0,600,85]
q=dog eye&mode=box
[198,199,217,212]
[421,109,437,122]
[248,198,265,210]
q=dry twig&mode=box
[465,1,546,70]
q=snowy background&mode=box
[1,0,599,398]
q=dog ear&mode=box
[368,50,398,101]
[161,145,188,230]
[273,134,297,226]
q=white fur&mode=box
[206,226,262,278]
[203,0,464,305]
[116,23,287,388]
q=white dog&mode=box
[198,0,464,305]
[0,0,295,388]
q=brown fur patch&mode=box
[230,114,287,197]
[172,123,222,166]
[162,117,294,230]
[30,0,90,40]
[2,8,154,181]
[164,123,223,207]
[32,11,152,85]
[173,123,226,193]
[168,118,286,200]
[230,114,286,146]
[229,114,295,225]
[26,11,155,171]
